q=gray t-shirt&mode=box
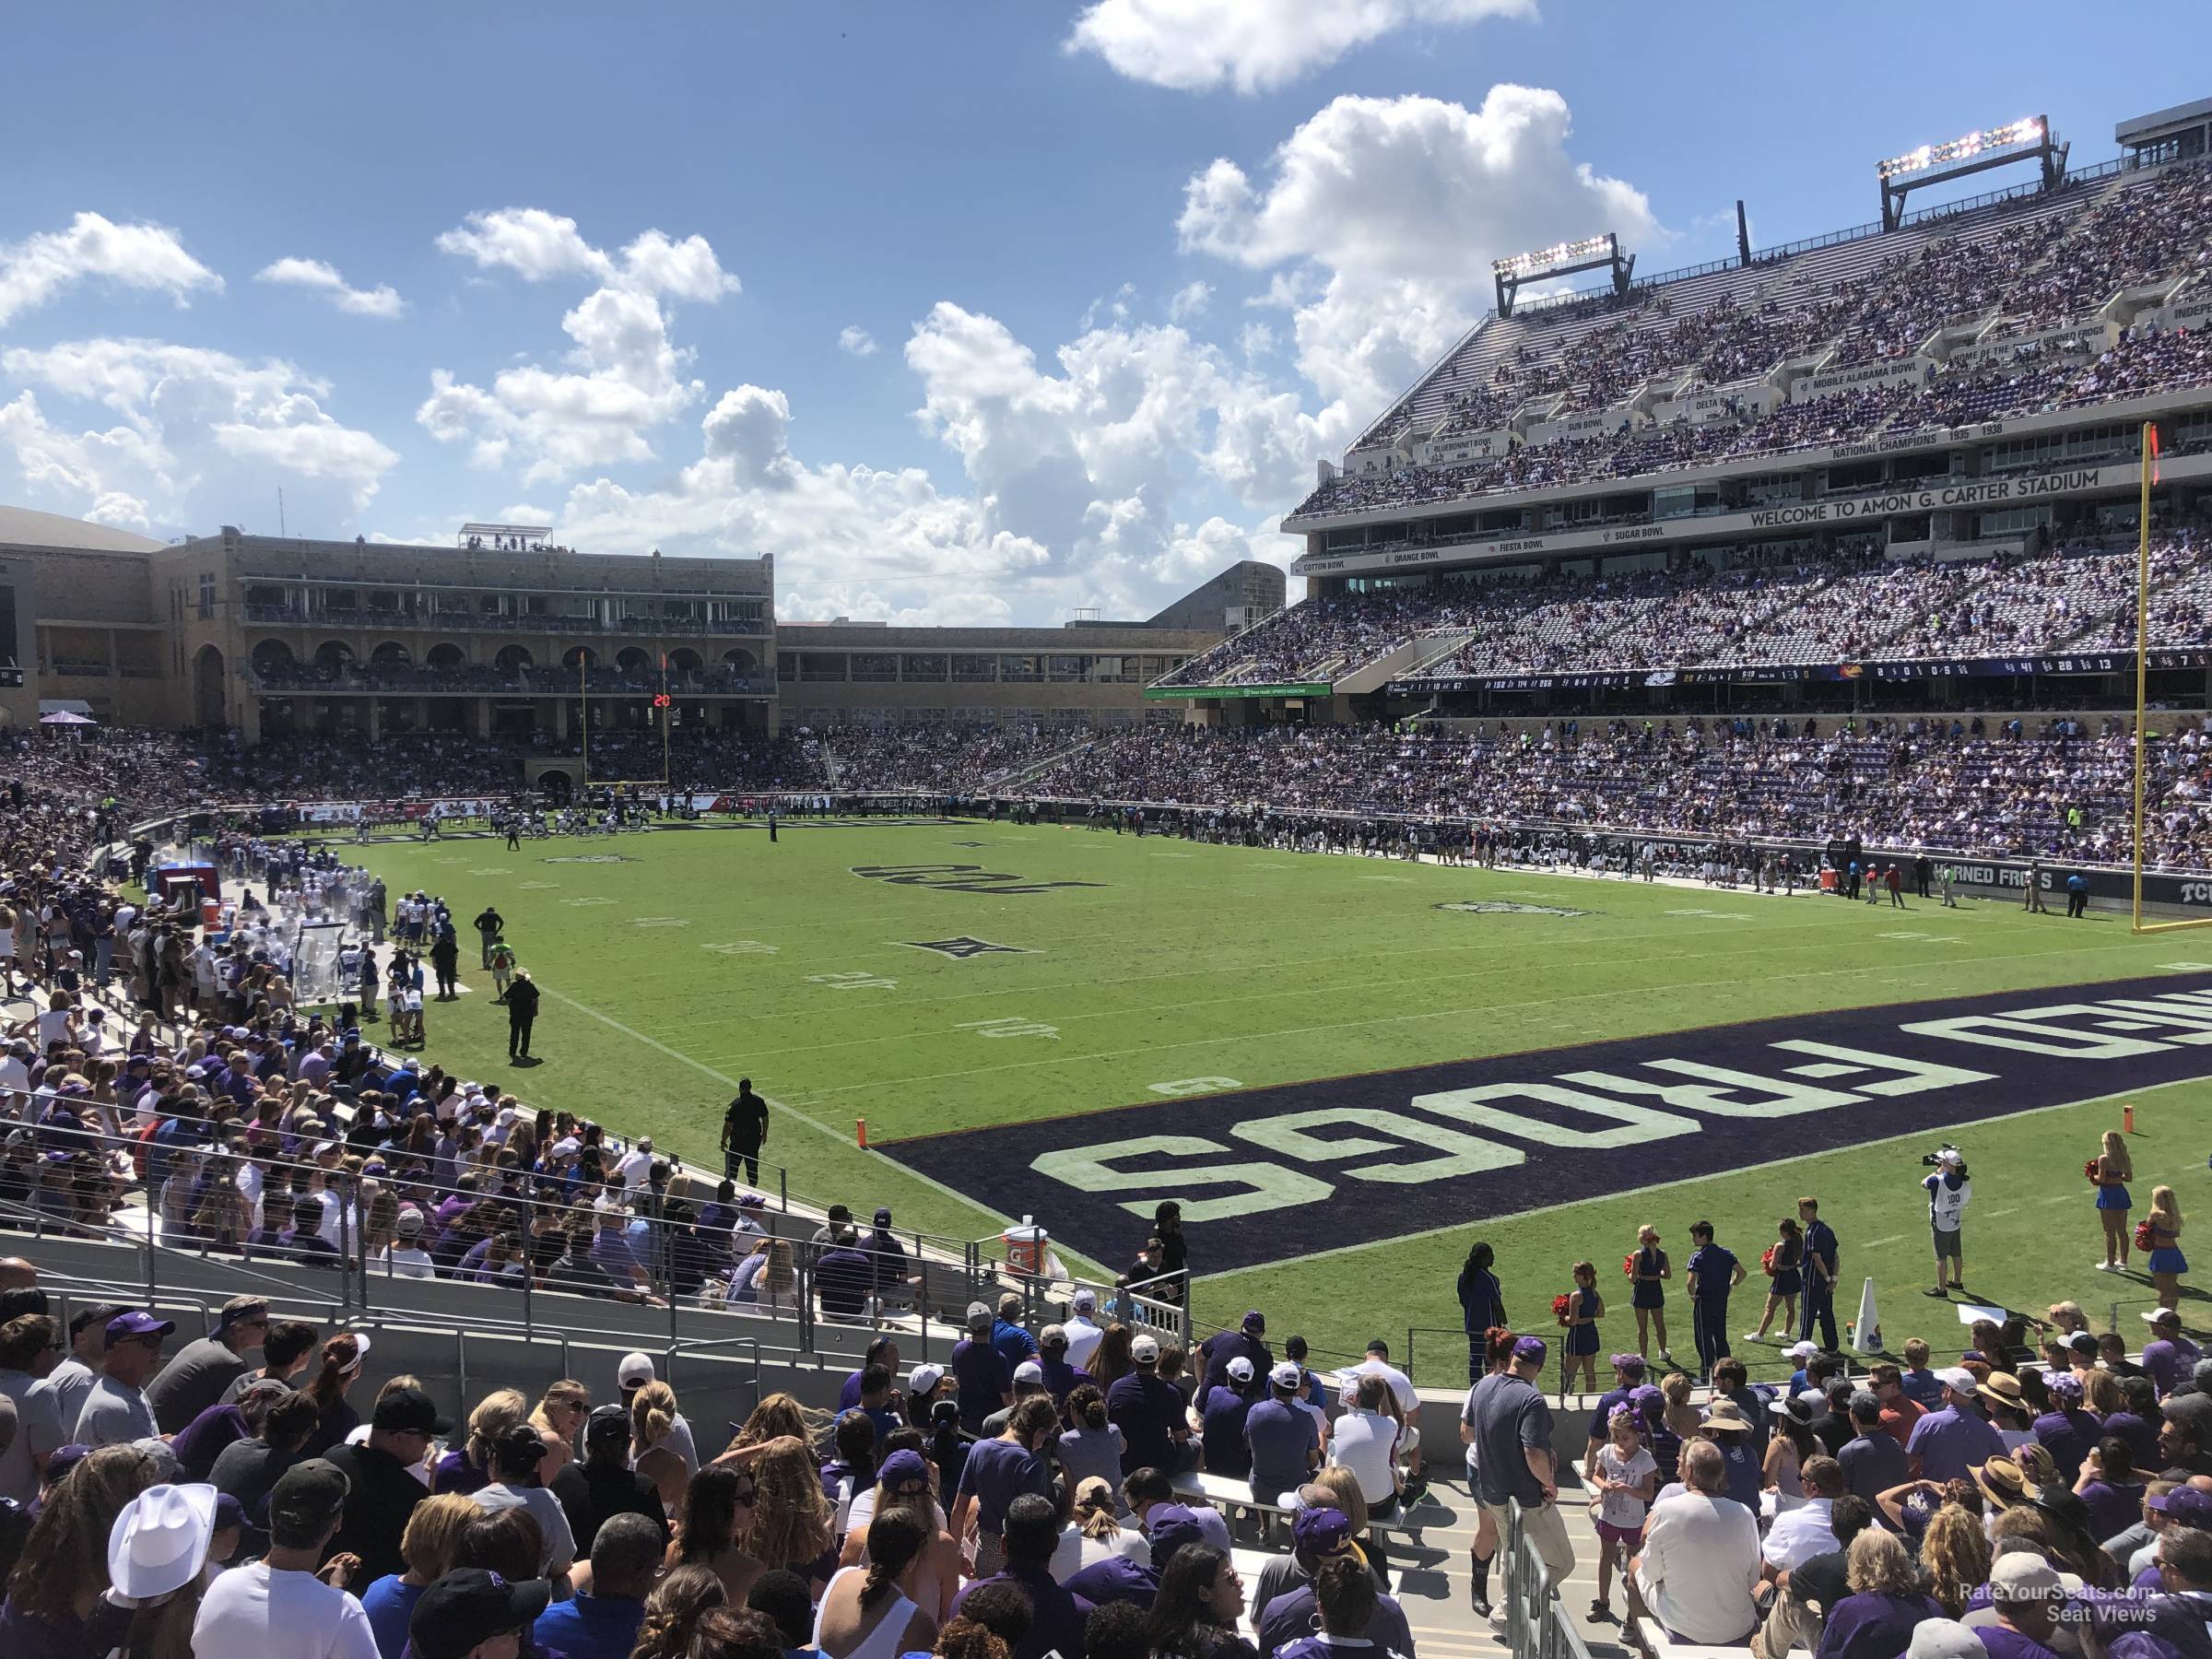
[0,1367,62,1504]
[42,1357,95,1434]
[146,1337,251,1434]
[76,1374,157,1446]
[1470,1371,1554,1507]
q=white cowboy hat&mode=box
[108,1482,218,1600]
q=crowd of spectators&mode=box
[1172,531,2210,691]
[1295,159,2212,527]
[1015,715,2212,866]
[828,726,1088,793]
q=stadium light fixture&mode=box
[1491,231,1630,318]
[1877,114,2064,230]
[1490,234,1618,278]
[1877,117,2046,181]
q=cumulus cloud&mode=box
[421,208,742,483]
[1066,0,1533,94]
[0,211,221,329]
[838,325,879,357]
[545,385,1054,626]
[1180,86,1663,424]
[1167,281,1211,323]
[254,256,406,319]
[0,336,398,529]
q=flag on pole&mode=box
[1853,1277,1883,1356]
[2149,422,2162,484]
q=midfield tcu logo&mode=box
[851,864,1103,896]
[1435,900,1590,918]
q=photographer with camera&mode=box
[1922,1147,1971,1299]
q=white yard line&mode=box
[773,943,2143,1103]
[533,982,1028,1244]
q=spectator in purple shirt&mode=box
[2074,1437,2149,1546]
[953,1492,1094,1659]
[2143,1311,2202,1399]
[1107,1335,1190,1477]
[951,1396,1058,1579]
[837,1338,900,1413]
[951,1303,1014,1435]
[2030,1372,2102,1487]
[1196,1360,1256,1482]
[1907,1370,2007,1483]
[1244,1364,1323,1503]
[1036,1326,1090,1406]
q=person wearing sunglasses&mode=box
[74,1308,173,1447]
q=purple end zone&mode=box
[881,972,2212,1275]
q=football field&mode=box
[347,818,2212,1375]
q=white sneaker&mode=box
[1742,1333,1767,1344]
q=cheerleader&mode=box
[2146,1185,2187,1312]
[1746,1218,1803,1345]
[1629,1224,1673,1362]
[1562,1261,1602,1393]
[2092,1130,2133,1271]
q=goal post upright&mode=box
[2125,419,2211,934]
[2133,418,2151,933]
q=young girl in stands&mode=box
[1747,1217,1803,1345]
[1587,1405,1656,1625]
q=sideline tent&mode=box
[38,710,95,725]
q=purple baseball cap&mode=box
[1292,1505,1353,1554]
[1513,1335,1548,1365]
[105,1310,176,1344]
[2150,1488,2212,1529]
[1241,1311,1265,1333]
[879,1449,931,1490]
[1144,1504,1208,1564]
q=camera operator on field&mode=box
[1922,1147,1971,1300]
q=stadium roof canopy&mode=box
[0,504,167,554]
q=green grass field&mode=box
[345,818,2212,1378]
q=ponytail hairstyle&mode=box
[1484,1326,1516,1371]
[1073,1477,1122,1542]
[1065,1382,1109,1432]
[465,1387,530,1469]
[859,1511,925,1611]
[632,1380,678,1456]
[305,1334,360,1410]
[632,1564,729,1659]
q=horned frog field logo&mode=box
[542,853,638,865]
[1434,900,1590,918]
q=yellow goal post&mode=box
[2129,419,2206,933]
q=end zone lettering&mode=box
[884,973,2212,1273]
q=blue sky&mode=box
[2,2,2206,623]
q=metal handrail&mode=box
[1503,1500,1595,1659]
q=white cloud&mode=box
[254,256,406,319]
[0,337,398,529]
[434,209,738,299]
[838,325,879,358]
[434,207,612,285]
[1167,281,1212,323]
[1066,0,1533,94]
[1181,86,1664,423]
[0,211,221,330]
[422,208,741,482]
